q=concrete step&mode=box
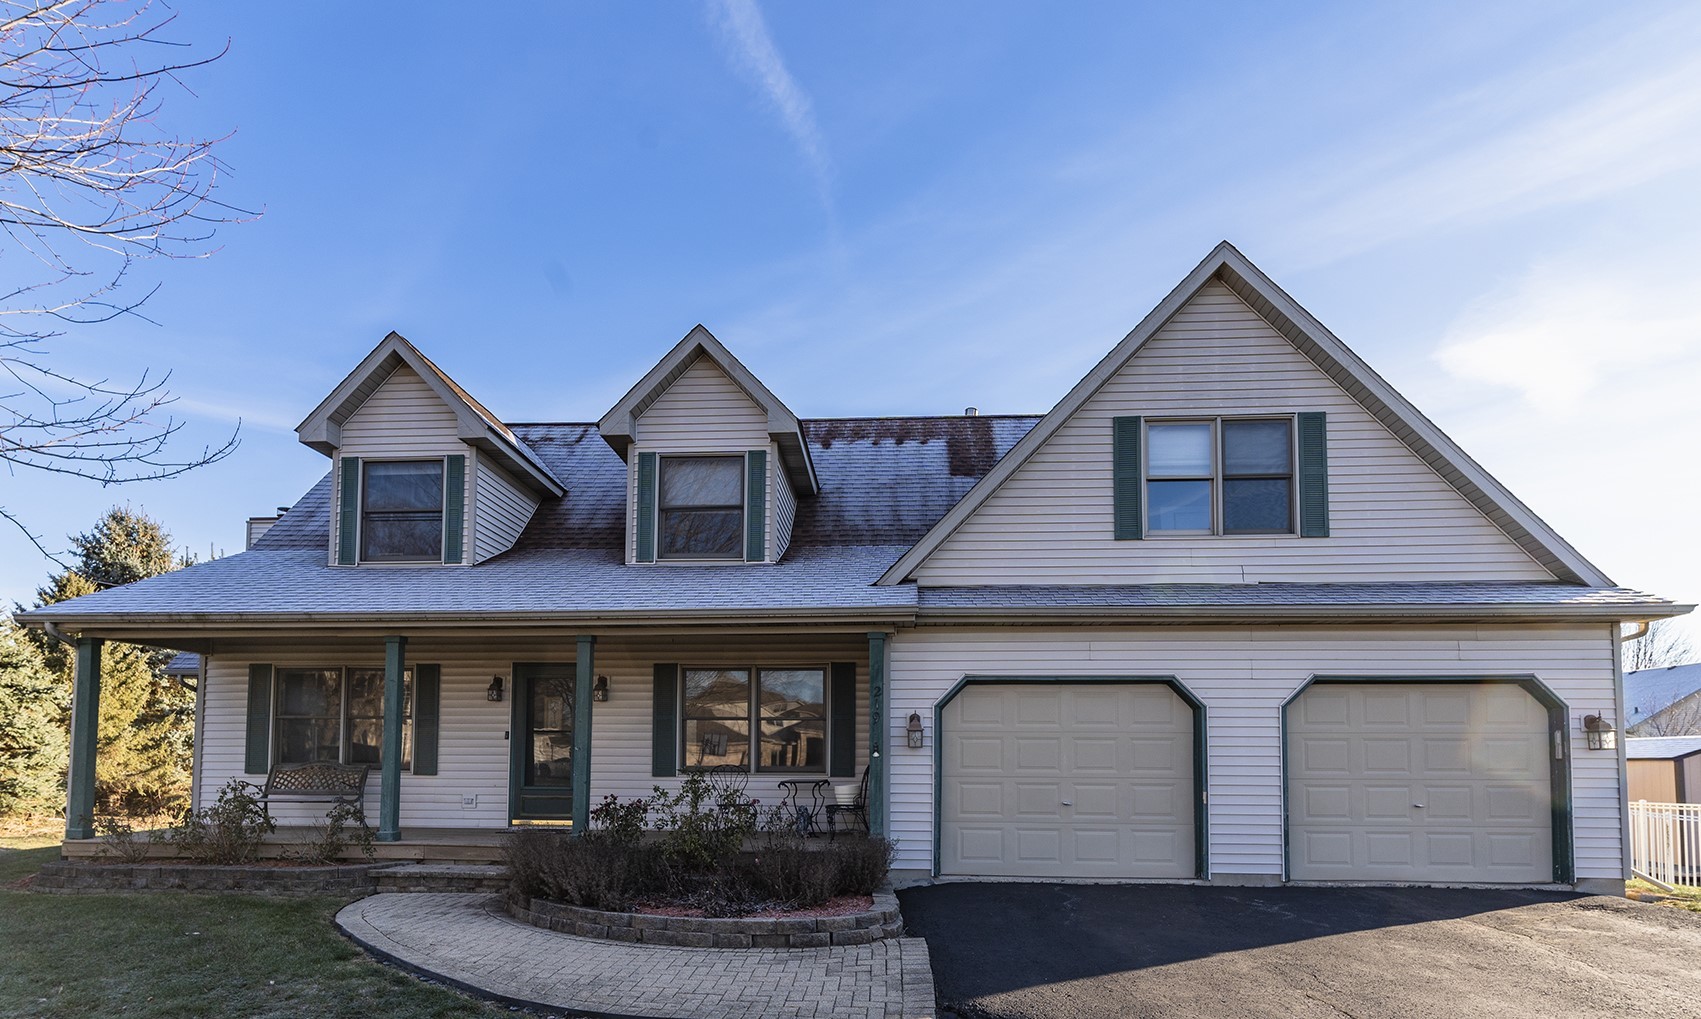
[371,863,508,893]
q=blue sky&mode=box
[4,0,1699,633]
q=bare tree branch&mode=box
[0,0,253,542]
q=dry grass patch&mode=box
[1627,877,1701,913]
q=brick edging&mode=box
[505,888,905,948]
[30,859,381,896]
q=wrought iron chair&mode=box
[825,766,871,839]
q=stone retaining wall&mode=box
[32,860,381,895]
[507,890,905,948]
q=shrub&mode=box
[505,828,647,911]
[286,801,375,864]
[588,793,649,847]
[91,812,157,864]
[166,780,275,864]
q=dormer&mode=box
[296,332,564,567]
[599,326,817,565]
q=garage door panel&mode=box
[942,683,1194,879]
[1289,683,1553,883]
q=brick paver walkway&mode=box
[336,893,936,1019]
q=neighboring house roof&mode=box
[1626,735,1701,761]
[598,325,820,495]
[295,331,565,497]
[877,241,1615,588]
[1626,663,1701,728]
[164,651,200,676]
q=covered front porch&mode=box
[56,625,895,853]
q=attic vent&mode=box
[964,407,978,416]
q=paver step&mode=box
[371,863,508,893]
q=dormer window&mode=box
[362,460,445,562]
[659,455,745,559]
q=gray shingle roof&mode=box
[1626,735,1701,760]
[1626,663,1701,727]
[917,583,1679,612]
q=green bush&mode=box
[286,801,375,864]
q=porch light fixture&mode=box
[1582,713,1616,751]
[907,711,925,749]
[593,675,610,702]
[487,675,505,702]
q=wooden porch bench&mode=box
[258,762,371,818]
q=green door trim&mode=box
[1279,674,1573,885]
[509,661,578,824]
[931,674,1209,881]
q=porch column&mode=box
[378,635,407,842]
[867,631,888,837]
[572,635,595,835]
[64,637,103,840]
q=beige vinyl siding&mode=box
[887,623,1622,882]
[626,357,791,564]
[472,453,540,563]
[197,633,869,829]
[772,449,798,561]
[330,365,472,565]
[633,356,769,449]
[912,282,1554,585]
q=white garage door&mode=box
[940,683,1195,879]
[1288,683,1554,883]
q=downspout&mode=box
[1620,620,1651,643]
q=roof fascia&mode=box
[296,332,563,497]
[912,599,1692,624]
[597,325,819,494]
[878,241,1614,587]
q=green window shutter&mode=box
[245,664,274,774]
[652,663,679,777]
[829,662,856,778]
[635,452,658,563]
[744,449,767,563]
[337,457,361,565]
[413,664,441,776]
[442,455,466,564]
[1112,416,1144,540]
[1297,412,1330,537]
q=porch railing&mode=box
[1629,800,1701,888]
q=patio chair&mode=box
[825,766,871,839]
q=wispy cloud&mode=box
[707,0,834,215]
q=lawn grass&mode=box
[1627,877,1701,913]
[0,820,514,1018]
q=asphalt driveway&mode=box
[898,883,1701,1019]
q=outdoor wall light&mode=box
[487,675,505,702]
[593,675,610,702]
[907,711,926,749]
[1582,712,1617,751]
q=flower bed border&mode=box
[506,889,904,948]
[31,859,383,895]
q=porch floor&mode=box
[60,826,518,864]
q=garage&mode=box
[939,681,1199,879]
[1287,681,1557,883]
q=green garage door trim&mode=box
[932,676,1207,880]
[1280,675,1572,885]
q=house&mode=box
[18,242,1690,893]
[1625,662,1701,736]
[1626,737,1701,804]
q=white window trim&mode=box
[1143,415,1298,538]
[355,455,450,565]
[651,452,750,564]
[272,665,414,772]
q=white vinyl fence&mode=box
[1629,801,1701,888]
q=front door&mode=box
[510,663,575,822]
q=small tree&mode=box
[0,618,68,816]
[1624,620,1694,673]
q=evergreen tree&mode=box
[29,506,196,816]
[0,619,68,816]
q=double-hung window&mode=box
[361,460,445,562]
[658,456,745,559]
[681,666,827,772]
[274,666,414,769]
[1146,418,1294,535]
